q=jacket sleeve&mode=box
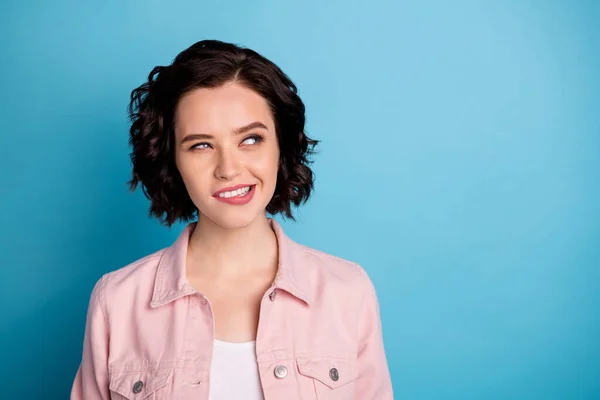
[355,268,394,399]
[71,275,111,400]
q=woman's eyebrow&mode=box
[235,121,268,134]
[181,121,268,144]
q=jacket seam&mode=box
[99,273,109,326]
[152,249,169,304]
[356,268,369,353]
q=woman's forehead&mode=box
[175,83,274,135]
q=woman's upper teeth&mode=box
[219,186,251,198]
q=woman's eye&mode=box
[189,135,263,151]
[190,143,211,150]
[242,134,264,146]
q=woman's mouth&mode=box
[213,185,256,205]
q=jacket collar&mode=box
[150,218,312,308]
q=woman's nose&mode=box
[214,150,242,180]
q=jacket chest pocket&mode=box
[297,357,358,399]
[108,366,174,400]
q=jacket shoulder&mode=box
[296,243,369,283]
[96,248,166,298]
[106,249,164,280]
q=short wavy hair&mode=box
[127,40,319,227]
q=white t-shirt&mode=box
[208,340,265,400]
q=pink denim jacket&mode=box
[71,218,393,399]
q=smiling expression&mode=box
[174,81,280,228]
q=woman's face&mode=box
[174,81,280,229]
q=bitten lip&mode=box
[212,184,255,197]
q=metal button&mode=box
[269,290,277,302]
[274,365,288,379]
[132,380,144,394]
[329,368,339,381]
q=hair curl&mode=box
[127,40,319,227]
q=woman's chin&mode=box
[198,208,267,231]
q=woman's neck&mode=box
[186,214,279,279]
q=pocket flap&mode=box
[109,367,173,399]
[297,357,358,389]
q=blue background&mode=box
[1,1,598,398]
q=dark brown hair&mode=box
[127,40,319,227]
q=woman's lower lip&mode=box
[214,185,256,205]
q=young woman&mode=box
[71,39,393,400]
